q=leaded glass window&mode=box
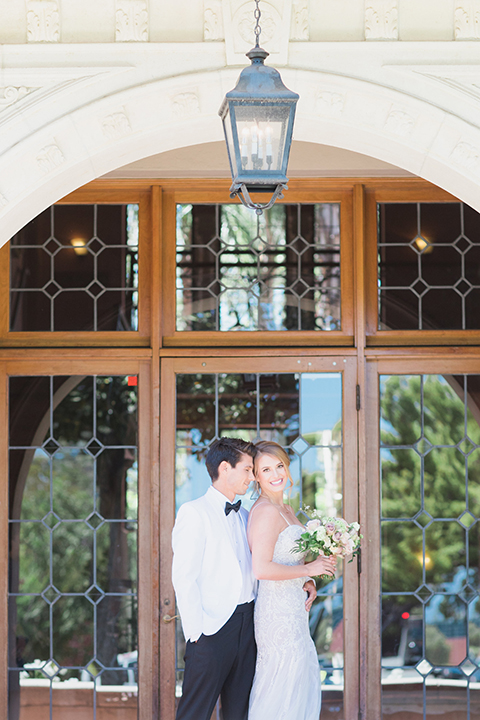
[378,202,480,331]
[381,374,480,719]
[10,204,139,332]
[175,372,344,716]
[176,204,341,332]
[8,375,138,720]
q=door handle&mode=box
[162,614,179,624]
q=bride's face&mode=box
[256,453,289,497]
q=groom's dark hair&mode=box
[206,437,257,481]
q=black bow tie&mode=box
[225,500,241,516]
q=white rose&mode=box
[306,519,321,532]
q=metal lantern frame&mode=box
[218,5,299,214]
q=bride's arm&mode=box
[248,504,336,581]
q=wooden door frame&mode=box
[0,357,160,720]
[360,353,480,720]
[159,354,360,720]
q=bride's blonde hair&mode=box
[254,440,294,494]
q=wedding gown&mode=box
[248,517,321,720]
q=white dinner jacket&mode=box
[172,485,254,642]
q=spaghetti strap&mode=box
[278,510,292,526]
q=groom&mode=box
[172,436,317,720]
[172,437,258,720]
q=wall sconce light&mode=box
[71,238,88,256]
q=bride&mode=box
[247,441,336,720]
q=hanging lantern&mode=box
[218,1,299,214]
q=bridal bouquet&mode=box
[293,508,362,563]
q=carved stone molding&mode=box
[36,144,64,173]
[0,87,32,110]
[115,0,148,42]
[223,0,292,65]
[171,92,200,118]
[316,91,345,117]
[102,111,132,139]
[0,194,8,209]
[291,0,309,41]
[365,0,398,40]
[204,0,224,40]
[26,1,60,42]
[454,2,480,40]
[384,109,415,136]
[451,141,480,169]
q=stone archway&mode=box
[1,64,480,243]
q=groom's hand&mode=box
[303,580,317,611]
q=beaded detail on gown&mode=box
[248,524,321,720]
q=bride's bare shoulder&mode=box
[248,500,281,525]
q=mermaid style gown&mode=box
[248,520,321,720]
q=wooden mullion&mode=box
[361,360,382,720]
[364,189,379,337]
[340,190,355,337]
[163,331,354,347]
[159,358,176,720]
[343,357,360,720]
[367,330,480,346]
[0,362,8,720]
[161,192,177,340]
[138,359,158,720]
[137,190,152,341]
[0,245,9,339]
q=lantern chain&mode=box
[254,0,261,47]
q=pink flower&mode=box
[334,531,342,542]
[306,519,321,532]
[325,522,335,535]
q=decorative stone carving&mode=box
[102,111,132,139]
[26,1,60,42]
[236,3,277,46]
[171,92,200,118]
[223,0,292,65]
[365,0,398,40]
[36,144,64,173]
[454,2,480,40]
[291,0,309,41]
[316,91,345,117]
[115,0,148,42]
[451,141,480,169]
[0,87,31,109]
[204,0,224,40]
[384,109,415,136]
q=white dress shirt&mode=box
[210,486,255,604]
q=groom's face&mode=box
[222,453,255,497]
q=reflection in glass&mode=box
[175,371,344,718]
[8,375,138,720]
[10,204,139,332]
[378,202,480,331]
[381,374,480,719]
[176,203,341,332]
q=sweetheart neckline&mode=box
[277,523,303,538]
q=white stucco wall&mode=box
[2,0,480,243]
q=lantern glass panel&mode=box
[232,103,291,176]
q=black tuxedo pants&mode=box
[176,601,256,720]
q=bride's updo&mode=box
[254,440,294,491]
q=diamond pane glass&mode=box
[378,202,480,330]
[8,375,138,719]
[9,204,139,331]
[381,374,480,719]
[176,203,341,332]
[174,371,344,717]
